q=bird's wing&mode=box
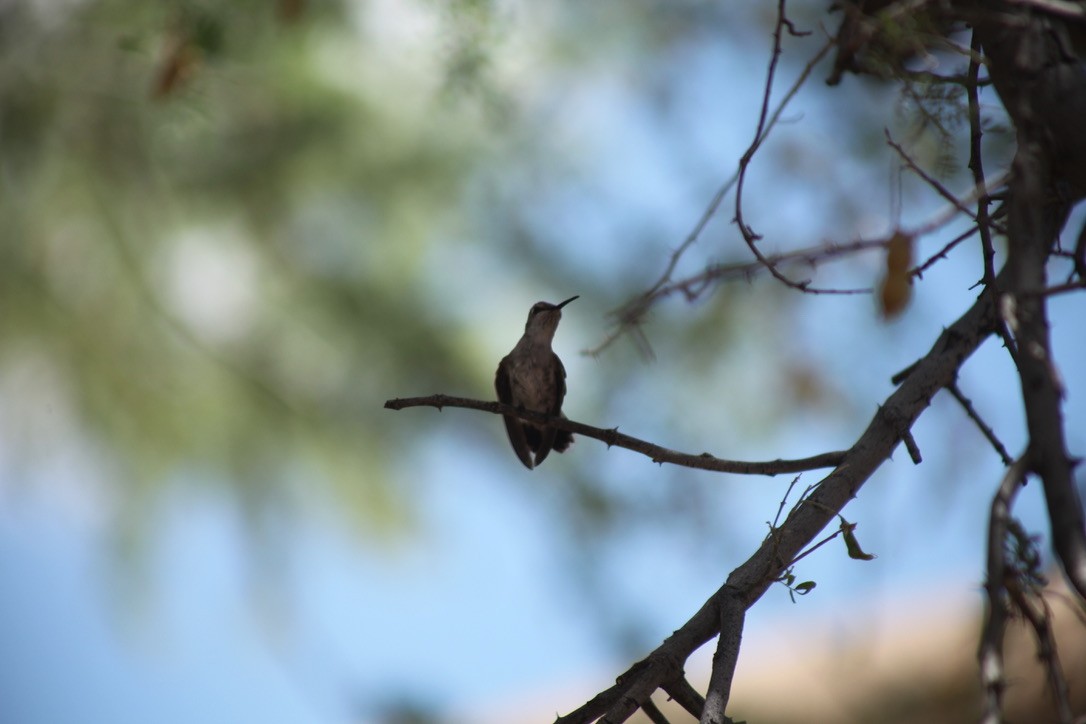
[495,359,534,470]
[532,353,567,466]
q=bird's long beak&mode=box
[556,295,579,309]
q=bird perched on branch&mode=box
[495,296,578,469]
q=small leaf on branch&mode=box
[840,519,877,560]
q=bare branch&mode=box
[557,252,1003,722]
[910,226,978,279]
[978,456,1030,724]
[967,31,999,288]
[700,593,745,724]
[384,396,846,475]
[999,131,1086,598]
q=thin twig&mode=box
[589,237,887,354]
[886,130,979,224]
[384,395,846,475]
[967,32,999,288]
[947,382,1014,466]
[966,29,1023,370]
[735,4,837,293]
[770,476,802,531]
[911,226,978,279]
[785,526,842,568]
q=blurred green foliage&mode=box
[0,0,502,534]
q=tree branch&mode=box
[556,258,1002,722]
[978,456,1029,724]
[974,1,1086,599]
[700,592,745,724]
[966,31,998,288]
[384,396,846,475]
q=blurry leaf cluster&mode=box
[0,0,501,535]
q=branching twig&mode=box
[589,37,836,356]
[384,395,846,475]
[589,238,887,355]
[735,3,840,294]
[967,32,999,289]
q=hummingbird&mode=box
[495,295,578,469]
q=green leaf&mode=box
[841,519,877,561]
